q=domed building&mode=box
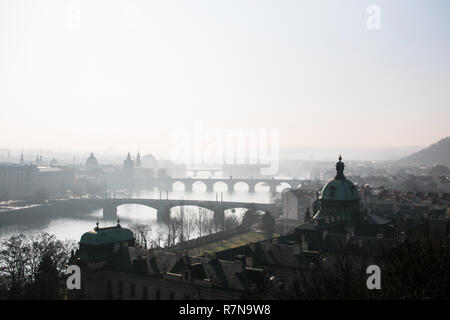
[79,221,135,269]
[142,154,158,169]
[313,156,361,222]
[86,152,99,170]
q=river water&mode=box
[0,182,285,243]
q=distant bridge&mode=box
[153,177,313,193]
[56,198,281,222]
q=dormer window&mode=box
[329,186,336,197]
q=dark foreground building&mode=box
[70,221,265,300]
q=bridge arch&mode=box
[106,203,159,224]
[213,181,228,192]
[191,180,208,192]
[233,181,250,192]
[172,180,186,191]
[276,182,292,192]
[254,181,270,192]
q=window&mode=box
[130,284,135,298]
[142,286,148,299]
[329,186,336,197]
[118,281,123,295]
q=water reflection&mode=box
[0,185,275,243]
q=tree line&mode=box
[0,233,76,299]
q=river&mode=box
[0,182,283,243]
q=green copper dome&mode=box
[319,155,360,201]
[80,223,134,245]
[320,179,359,201]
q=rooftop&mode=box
[80,223,134,245]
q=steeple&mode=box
[335,155,345,180]
[135,151,142,168]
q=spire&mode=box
[126,152,131,161]
[335,155,346,180]
[117,218,121,227]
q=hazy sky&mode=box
[0,0,449,157]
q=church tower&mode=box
[135,152,142,168]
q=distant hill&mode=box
[399,137,450,166]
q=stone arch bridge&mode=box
[58,199,281,223]
[157,177,312,193]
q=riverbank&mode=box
[0,201,103,226]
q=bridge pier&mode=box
[157,205,171,223]
[268,183,277,193]
[157,183,173,192]
[248,183,255,193]
[226,182,234,193]
[103,204,117,220]
[213,208,225,231]
[206,183,214,192]
[185,183,193,192]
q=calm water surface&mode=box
[0,182,286,243]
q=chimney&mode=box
[301,241,309,251]
[236,255,246,268]
[207,253,216,263]
[245,256,254,268]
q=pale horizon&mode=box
[1,0,449,157]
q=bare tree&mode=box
[241,209,260,230]
[0,233,74,299]
[224,215,240,231]
[196,208,209,238]
[128,223,152,249]
[183,207,197,241]
[0,235,30,297]
[151,225,165,248]
[203,214,216,236]
[162,210,182,246]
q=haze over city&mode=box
[1,0,449,158]
[0,0,450,305]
